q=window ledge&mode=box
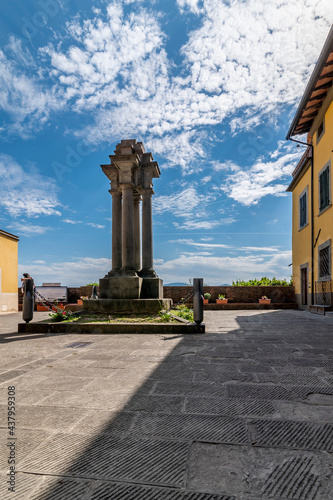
[318,203,332,216]
[298,222,309,232]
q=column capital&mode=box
[120,183,135,191]
[109,189,122,197]
[141,188,154,196]
[133,193,142,202]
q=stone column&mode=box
[111,190,122,272]
[133,194,141,272]
[141,188,155,276]
[121,184,136,272]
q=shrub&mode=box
[232,276,293,286]
[49,310,74,322]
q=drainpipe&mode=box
[287,137,314,305]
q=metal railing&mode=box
[315,280,332,306]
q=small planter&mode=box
[37,305,49,312]
[259,299,271,304]
[77,299,83,306]
[216,299,228,304]
[203,299,209,305]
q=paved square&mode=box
[0,310,333,499]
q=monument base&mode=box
[99,276,163,300]
[99,276,143,299]
[141,277,163,299]
[83,298,172,315]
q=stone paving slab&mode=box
[1,309,333,499]
[187,443,333,499]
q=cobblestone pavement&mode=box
[0,309,333,499]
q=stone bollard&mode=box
[193,278,204,326]
[91,285,98,300]
[22,278,34,323]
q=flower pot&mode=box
[37,305,49,312]
[77,299,83,306]
[216,299,228,304]
[259,299,271,304]
[203,299,209,304]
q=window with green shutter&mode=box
[319,165,330,212]
[299,191,307,228]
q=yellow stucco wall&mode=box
[290,96,333,306]
[311,99,333,296]
[291,165,311,299]
[0,232,18,293]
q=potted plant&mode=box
[216,294,228,304]
[52,301,65,311]
[203,292,211,304]
[37,303,49,312]
[259,295,271,304]
[77,296,88,306]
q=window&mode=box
[316,119,325,144]
[299,188,308,229]
[319,163,330,212]
[318,240,331,280]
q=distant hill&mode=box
[165,283,231,286]
[165,282,190,286]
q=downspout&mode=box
[287,137,314,305]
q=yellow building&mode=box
[287,25,333,310]
[0,229,19,312]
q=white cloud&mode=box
[177,0,203,15]
[62,219,82,224]
[1,0,331,180]
[221,147,300,206]
[170,238,230,249]
[154,187,206,218]
[170,239,280,253]
[0,43,61,138]
[8,222,53,237]
[180,0,333,131]
[240,246,280,252]
[154,185,237,229]
[39,0,331,165]
[87,223,105,229]
[0,154,61,217]
[62,219,105,229]
[19,257,111,286]
[155,250,292,284]
[174,219,234,230]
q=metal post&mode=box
[193,278,204,326]
[22,278,34,323]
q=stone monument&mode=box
[84,139,171,314]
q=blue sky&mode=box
[1,0,332,286]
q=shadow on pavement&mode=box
[12,310,333,499]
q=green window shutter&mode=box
[320,167,329,211]
[320,171,325,210]
[300,193,307,227]
[324,167,330,207]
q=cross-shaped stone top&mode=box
[101,139,160,192]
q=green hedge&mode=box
[232,276,293,286]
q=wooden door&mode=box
[301,268,307,305]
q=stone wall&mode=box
[18,285,295,307]
[163,286,296,304]
[68,285,99,303]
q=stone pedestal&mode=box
[141,277,163,299]
[100,276,142,300]
[83,298,172,315]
